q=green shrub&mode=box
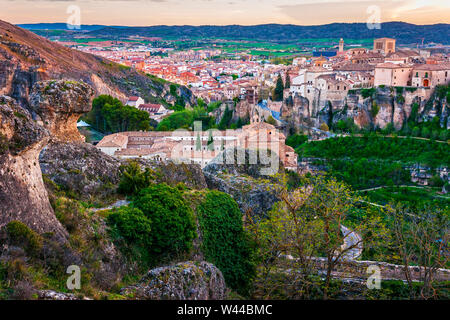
[107,207,152,248]
[197,191,256,295]
[286,134,308,149]
[6,221,43,256]
[133,184,196,257]
[118,161,154,196]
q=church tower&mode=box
[339,38,344,54]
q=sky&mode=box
[1,0,450,26]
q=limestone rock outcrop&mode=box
[40,142,122,199]
[29,80,94,142]
[0,96,67,238]
[203,148,281,217]
[121,261,226,300]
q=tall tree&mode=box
[273,74,284,102]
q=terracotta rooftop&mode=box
[97,133,128,148]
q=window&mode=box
[425,72,428,78]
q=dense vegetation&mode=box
[197,191,256,295]
[297,135,450,168]
[84,95,156,134]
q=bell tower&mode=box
[339,38,344,54]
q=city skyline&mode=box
[2,0,450,26]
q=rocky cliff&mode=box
[0,96,67,238]
[291,86,449,131]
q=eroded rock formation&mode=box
[29,80,94,142]
[0,96,67,238]
[121,261,226,300]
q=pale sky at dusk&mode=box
[2,0,450,26]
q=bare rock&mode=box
[203,148,281,217]
[29,80,94,142]
[121,261,226,300]
[40,141,122,199]
[38,290,78,300]
[0,96,67,238]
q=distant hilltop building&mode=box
[373,38,396,55]
[96,122,298,171]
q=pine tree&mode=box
[285,74,291,89]
[273,74,284,102]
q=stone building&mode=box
[96,122,298,171]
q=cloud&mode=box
[277,0,450,25]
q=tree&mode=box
[118,161,154,196]
[218,106,233,130]
[412,126,421,137]
[107,207,152,249]
[285,74,291,89]
[391,205,449,299]
[133,184,196,257]
[85,95,153,134]
[265,115,277,126]
[247,174,387,299]
[320,123,330,132]
[273,74,284,102]
[197,191,256,295]
[157,110,194,131]
[286,134,308,149]
[421,127,430,139]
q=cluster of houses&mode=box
[125,96,172,122]
[288,38,450,112]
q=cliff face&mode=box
[0,20,195,108]
[0,96,67,238]
[307,86,448,130]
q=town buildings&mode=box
[96,121,298,171]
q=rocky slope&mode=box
[0,20,195,108]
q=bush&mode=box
[286,134,308,149]
[107,207,152,249]
[197,191,256,295]
[6,221,43,256]
[118,161,154,196]
[133,184,196,257]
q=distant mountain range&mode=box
[17,23,109,32]
[18,22,450,44]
